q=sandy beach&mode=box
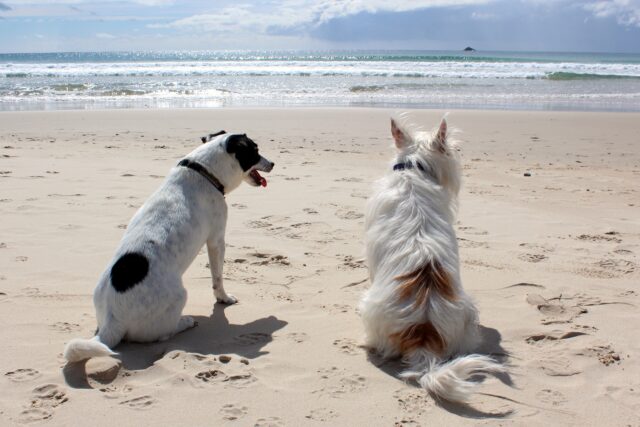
[0,108,638,426]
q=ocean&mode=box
[1,50,640,112]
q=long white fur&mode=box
[64,133,273,363]
[359,116,504,402]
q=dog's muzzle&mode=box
[249,157,274,187]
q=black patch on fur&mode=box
[225,134,261,172]
[110,252,149,293]
[201,130,226,144]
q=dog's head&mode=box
[390,116,461,197]
[199,130,274,190]
[225,133,274,187]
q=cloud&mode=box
[150,0,496,33]
[6,0,174,4]
[96,32,116,38]
[584,0,640,27]
[0,1,11,10]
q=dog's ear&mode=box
[433,119,447,153]
[391,119,409,149]
[201,130,226,144]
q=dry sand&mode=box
[0,108,638,426]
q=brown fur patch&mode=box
[390,321,446,355]
[395,260,456,308]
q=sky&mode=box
[0,0,639,53]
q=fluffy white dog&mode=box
[359,117,503,402]
[64,131,273,362]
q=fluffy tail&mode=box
[63,335,118,363]
[400,354,504,403]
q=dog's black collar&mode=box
[393,160,425,172]
[177,158,225,196]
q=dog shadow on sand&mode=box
[63,303,287,389]
[367,325,515,419]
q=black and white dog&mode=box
[64,131,274,362]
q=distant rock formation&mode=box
[463,46,476,52]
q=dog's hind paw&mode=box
[216,294,238,305]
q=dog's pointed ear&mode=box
[201,130,226,144]
[434,118,447,153]
[391,119,408,149]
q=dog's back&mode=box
[360,117,504,402]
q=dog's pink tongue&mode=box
[260,176,267,187]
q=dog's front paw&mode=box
[216,294,238,305]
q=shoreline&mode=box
[2,102,640,114]
[1,108,638,425]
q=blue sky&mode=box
[1,0,639,53]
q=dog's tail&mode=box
[63,323,123,362]
[400,353,504,403]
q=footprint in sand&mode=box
[332,338,361,356]
[536,356,581,377]
[250,253,291,267]
[338,255,365,270]
[463,258,504,270]
[457,237,489,249]
[394,388,433,416]
[613,248,634,256]
[254,416,284,427]
[315,374,367,398]
[335,208,364,220]
[526,294,588,324]
[577,345,622,366]
[49,322,82,333]
[317,366,340,379]
[220,403,248,421]
[17,384,68,423]
[525,330,588,344]
[224,373,257,388]
[17,408,52,424]
[457,226,488,236]
[5,368,41,383]
[536,389,568,406]
[394,418,421,426]
[286,332,308,343]
[233,332,271,346]
[303,207,318,214]
[575,233,622,243]
[321,303,352,314]
[98,384,134,399]
[119,395,157,410]
[350,190,369,199]
[305,408,338,422]
[247,220,272,229]
[518,253,548,263]
[31,384,68,408]
[195,369,228,384]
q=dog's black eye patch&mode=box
[226,134,261,172]
[110,252,149,293]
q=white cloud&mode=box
[150,0,496,33]
[584,0,640,27]
[96,32,115,38]
[5,0,174,5]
